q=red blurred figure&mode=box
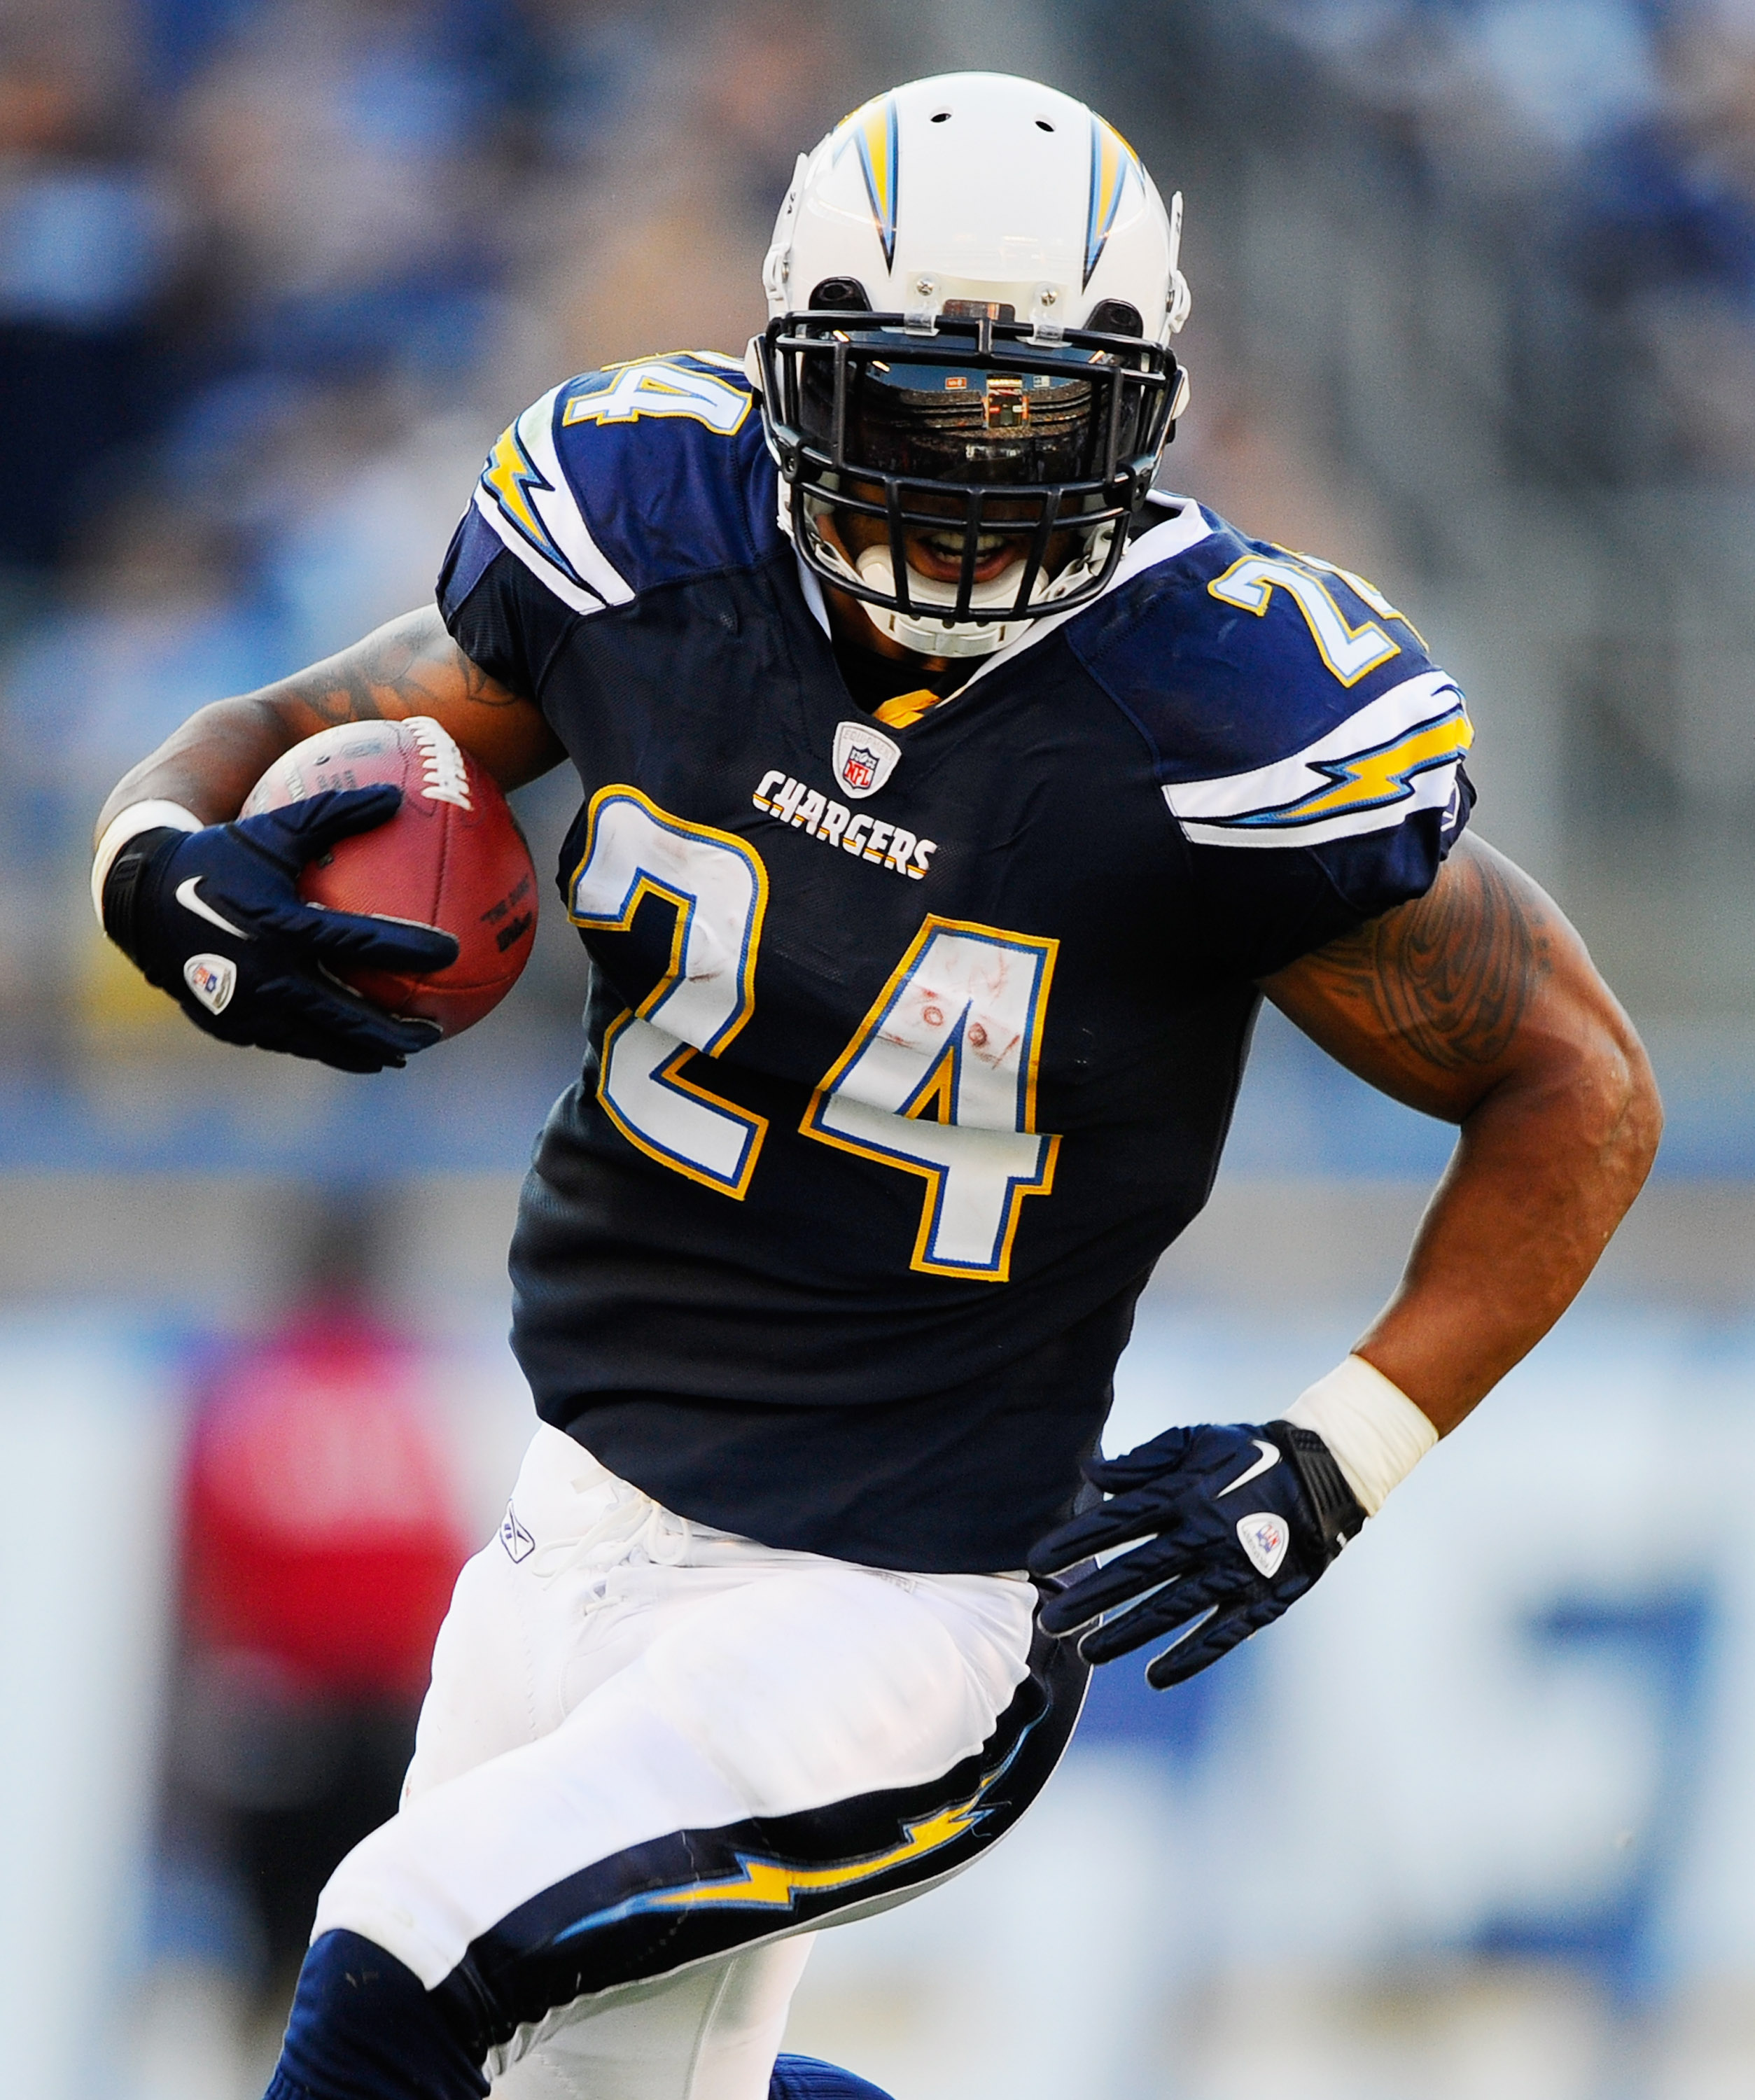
[183,1312,467,1704]
[162,1205,473,1991]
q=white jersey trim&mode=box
[1163,668,1471,850]
[472,384,636,617]
[795,550,832,636]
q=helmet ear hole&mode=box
[809,277,871,311]
[1086,299,1144,337]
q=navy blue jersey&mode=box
[438,352,1474,1572]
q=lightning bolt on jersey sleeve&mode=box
[438,354,771,698]
[426,372,1476,1574]
[1056,501,1474,979]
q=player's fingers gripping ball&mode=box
[1028,1420,1367,1688]
[242,718,538,1037]
[99,788,463,1072]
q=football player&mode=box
[92,74,1659,2100]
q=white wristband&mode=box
[1283,1355,1437,1518]
[91,801,204,927]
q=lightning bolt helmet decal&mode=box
[1084,114,1137,288]
[834,94,900,272]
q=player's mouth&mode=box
[907,529,1018,585]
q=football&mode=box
[242,717,538,1037]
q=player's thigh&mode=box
[316,1561,1050,2015]
[629,1560,1033,1808]
[407,1427,697,1795]
[491,1937,814,2100]
[405,1525,545,1792]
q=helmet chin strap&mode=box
[801,527,1117,660]
[851,545,1044,659]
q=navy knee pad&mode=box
[265,1929,490,2100]
[265,1938,888,2100]
[770,2055,895,2100]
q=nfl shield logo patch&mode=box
[183,952,237,1016]
[1235,1511,1290,1578]
[832,720,902,801]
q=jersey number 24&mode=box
[568,788,1058,1282]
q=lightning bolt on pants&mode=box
[265,1426,1086,2100]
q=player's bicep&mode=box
[261,606,566,791]
[1257,834,1608,1122]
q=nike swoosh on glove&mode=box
[1027,1421,1367,1688]
[100,787,459,1074]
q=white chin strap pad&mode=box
[851,546,1039,659]
[798,510,1117,662]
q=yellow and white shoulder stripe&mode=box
[473,384,634,616]
[1164,669,1472,849]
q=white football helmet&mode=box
[750,71,1191,658]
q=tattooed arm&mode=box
[95,605,565,841]
[1259,835,1661,1433]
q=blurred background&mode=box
[1,0,1754,2095]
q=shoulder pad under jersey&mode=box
[1059,502,1472,854]
[442,354,779,620]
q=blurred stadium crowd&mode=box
[1100,0,1755,1026]
[0,0,860,1077]
[3,0,1754,1091]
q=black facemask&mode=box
[756,300,1182,629]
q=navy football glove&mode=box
[1028,1420,1367,1688]
[99,788,458,1074]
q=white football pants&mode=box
[309,1426,1080,2100]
